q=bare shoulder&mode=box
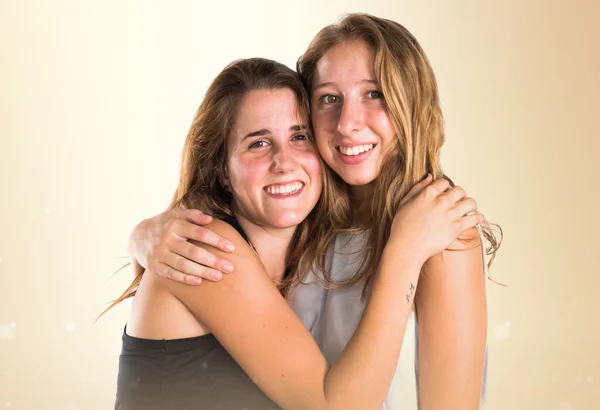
[181,217,263,270]
[193,217,252,254]
[452,226,483,250]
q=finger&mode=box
[155,262,203,285]
[181,224,235,253]
[182,241,234,274]
[444,185,467,204]
[400,174,432,206]
[454,196,478,217]
[413,174,433,192]
[162,251,226,281]
[181,209,214,226]
[431,177,451,191]
[425,177,451,197]
[460,212,483,231]
[164,218,192,239]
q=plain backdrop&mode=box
[1,0,598,409]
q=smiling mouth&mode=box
[264,181,305,195]
[336,144,376,156]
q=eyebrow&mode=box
[242,124,308,141]
[312,79,379,93]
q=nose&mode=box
[270,144,298,174]
[337,98,364,137]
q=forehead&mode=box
[234,88,302,132]
[314,39,374,85]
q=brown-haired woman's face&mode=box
[226,88,322,229]
[310,40,396,187]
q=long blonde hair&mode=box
[100,58,336,318]
[296,13,502,294]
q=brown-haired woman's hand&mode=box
[389,175,481,268]
[127,209,236,285]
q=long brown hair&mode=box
[100,58,335,318]
[296,13,503,295]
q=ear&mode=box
[217,167,229,191]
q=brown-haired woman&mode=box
[124,13,500,410]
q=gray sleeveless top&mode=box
[287,230,487,410]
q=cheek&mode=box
[371,111,396,147]
[302,153,323,189]
[312,116,334,161]
[315,135,330,160]
[228,156,264,194]
[312,110,336,142]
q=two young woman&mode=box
[117,13,500,410]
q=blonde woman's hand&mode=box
[127,209,236,285]
[389,175,481,268]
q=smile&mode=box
[264,181,305,195]
[336,144,375,156]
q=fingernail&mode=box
[213,271,223,281]
[192,277,202,285]
[225,243,235,252]
[223,263,234,273]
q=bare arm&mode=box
[414,228,488,410]
[159,219,421,410]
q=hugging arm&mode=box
[160,219,422,410]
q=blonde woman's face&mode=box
[311,40,396,188]
[226,88,322,229]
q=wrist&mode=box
[382,237,427,271]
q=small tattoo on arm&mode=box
[406,282,416,304]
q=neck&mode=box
[349,182,375,226]
[234,213,296,284]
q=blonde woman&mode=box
[127,14,500,410]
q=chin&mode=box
[338,171,378,187]
[268,211,309,229]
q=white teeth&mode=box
[266,182,304,195]
[339,144,374,156]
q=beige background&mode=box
[1,0,598,409]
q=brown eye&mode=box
[249,140,269,149]
[319,94,339,104]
